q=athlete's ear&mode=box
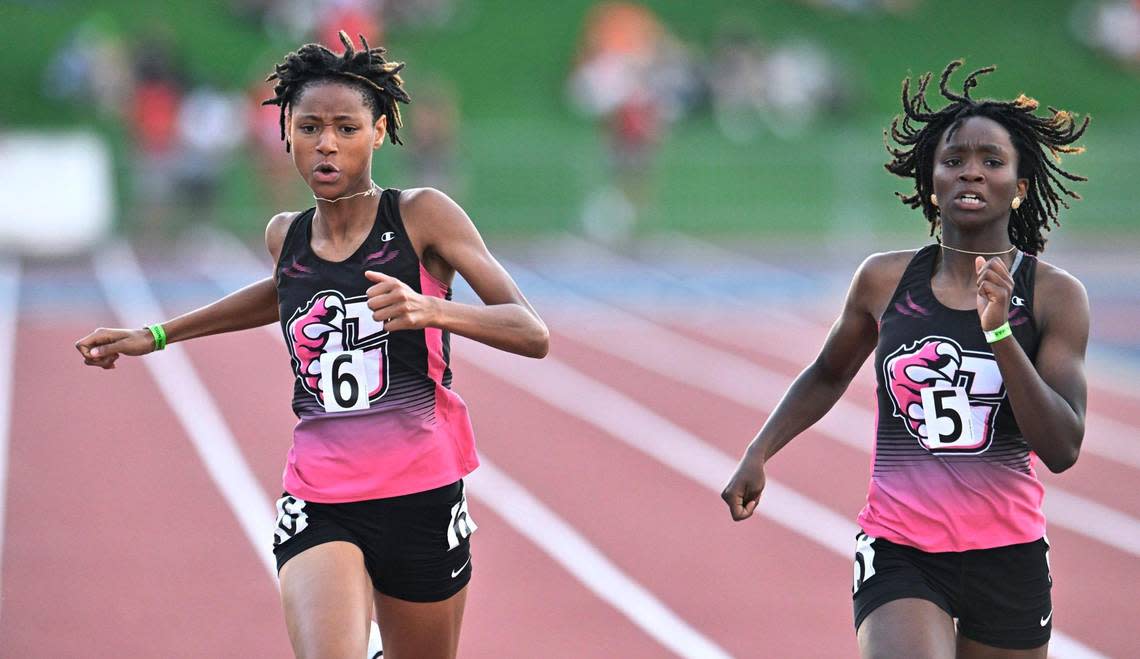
[1016,177,1028,201]
[373,115,387,149]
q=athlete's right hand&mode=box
[74,328,155,369]
[721,452,767,521]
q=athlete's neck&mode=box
[938,221,1016,282]
[313,183,380,243]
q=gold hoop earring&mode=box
[1011,196,1022,210]
[930,194,938,207]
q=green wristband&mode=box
[147,324,167,351]
[984,321,1012,344]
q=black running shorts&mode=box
[852,531,1052,650]
[272,480,476,603]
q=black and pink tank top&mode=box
[275,188,478,503]
[857,244,1045,552]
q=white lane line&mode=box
[454,340,1106,659]
[0,260,20,622]
[193,232,729,658]
[92,243,277,578]
[459,339,861,559]
[468,458,732,659]
[507,262,1140,561]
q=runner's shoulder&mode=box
[852,249,919,300]
[1031,258,1089,329]
[266,210,304,263]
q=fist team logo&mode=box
[883,336,1005,454]
[287,290,389,408]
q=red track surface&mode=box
[3,255,1137,657]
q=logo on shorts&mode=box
[286,290,390,406]
[274,495,309,546]
[1040,609,1053,626]
[882,336,1006,454]
[446,492,477,551]
[451,556,471,578]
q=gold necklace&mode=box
[313,182,379,203]
[938,242,1017,257]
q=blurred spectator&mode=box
[707,25,851,142]
[385,0,460,29]
[568,2,699,243]
[795,0,920,14]
[762,40,850,137]
[707,28,769,143]
[1072,1,1140,69]
[128,30,184,239]
[248,80,299,211]
[43,15,133,119]
[407,79,464,198]
[318,0,384,49]
[248,0,387,47]
[174,85,248,223]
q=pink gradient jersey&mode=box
[857,245,1045,552]
[274,189,478,503]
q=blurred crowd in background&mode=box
[35,0,1140,243]
[36,0,862,242]
[41,0,459,240]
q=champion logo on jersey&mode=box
[381,231,396,242]
[1011,295,1026,307]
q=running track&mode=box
[2,233,1137,657]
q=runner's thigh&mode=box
[859,598,956,659]
[374,585,468,659]
[279,541,374,659]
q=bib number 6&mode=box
[320,350,370,413]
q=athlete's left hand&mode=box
[365,270,440,331]
[975,256,1014,331]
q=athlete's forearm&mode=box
[429,298,549,358]
[990,338,1083,472]
[746,361,853,462]
[163,277,280,345]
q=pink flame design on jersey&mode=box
[289,293,345,399]
[886,338,962,439]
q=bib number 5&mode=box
[920,385,981,450]
[320,350,370,413]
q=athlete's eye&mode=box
[341,126,359,134]
[985,159,1004,167]
[943,157,961,167]
[299,125,317,134]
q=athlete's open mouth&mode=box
[313,163,340,184]
[955,191,987,210]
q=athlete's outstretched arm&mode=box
[75,213,293,369]
[975,257,1089,473]
[722,253,902,521]
[364,187,549,358]
[74,276,279,369]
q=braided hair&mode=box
[884,60,1089,253]
[263,31,411,152]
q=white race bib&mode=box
[319,349,370,413]
[920,385,982,450]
